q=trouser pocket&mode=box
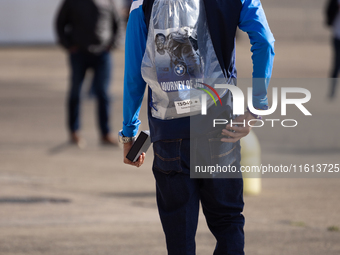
[209,138,239,167]
[153,139,183,174]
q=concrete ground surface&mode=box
[1,1,340,254]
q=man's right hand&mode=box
[123,142,145,168]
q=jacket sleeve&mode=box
[55,0,72,49]
[122,0,148,137]
[238,0,275,109]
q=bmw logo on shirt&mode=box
[174,64,186,76]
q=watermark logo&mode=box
[200,84,312,128]
[197,82,223,106]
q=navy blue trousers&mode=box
[330,37,340,98]
[152,138,245,255]
[68,50,111,136]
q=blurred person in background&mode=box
[55,0,120,146]
[122,0,133,24]
[326,0,340,99]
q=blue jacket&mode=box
[123,0,275,142]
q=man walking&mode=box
[56,0,120,146]
[326,0,340,99]
[120,0,274,254]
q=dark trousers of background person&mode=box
[68,50,112,137]
[330,37,340,98]
[152,137,245,255]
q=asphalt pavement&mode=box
[1,1,340,253]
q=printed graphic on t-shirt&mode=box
[154,27,203,92]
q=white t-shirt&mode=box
[333,0,340,39]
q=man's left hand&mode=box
[221,111,257,143]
